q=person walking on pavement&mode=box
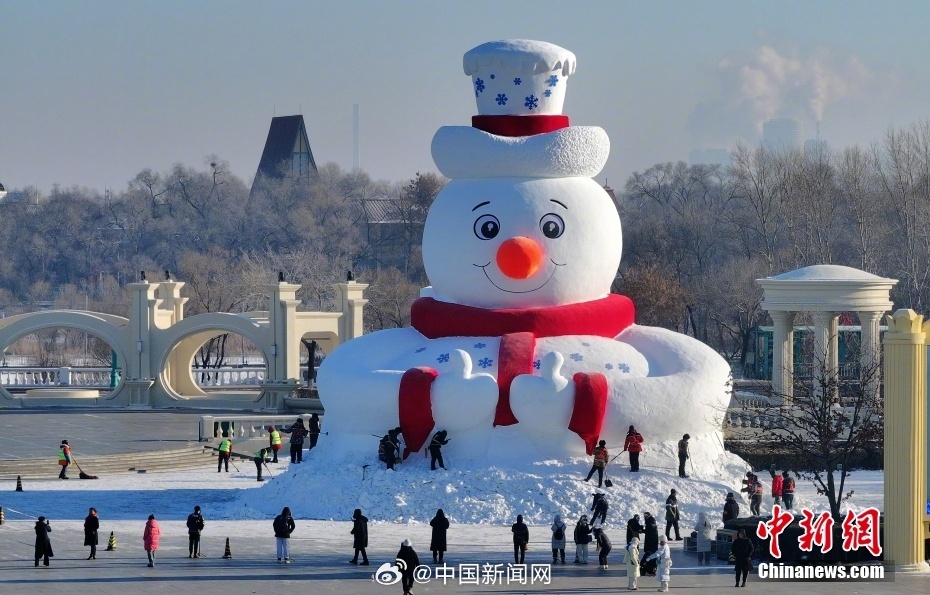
[511,514,529,564]
[550,514,567,564]
[84,508,99,560]
[350,508,370,565]
[35,516,53,567]
[573,514,592,564]
[143,514,160,567]
[677,433,690,478]
[267,426,282,463]
[591,490,609,525]
[395,539,419,595]
[593,522,612,569]
[625,536,642,590]
[623,426,644,472]
[694,511,715,565]
[307,413,321,451]
[254,448,268,482]
[641,512,659,576]
[217,437,232,472]
[643,535,672,592]
[723,492,740,523]
[282,418,308,463]
[429,509,449,563]
[731,528,755,587]
[58,440,71,479]
[782,471,795,510]
[585,440,609,487]
[626,513,645,546]
[429,430,450,470]
[273,506,295,563]
[186,505,205,558]
[665,489,681,540]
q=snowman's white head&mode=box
[424,39,621,310]
[423,177,621,309]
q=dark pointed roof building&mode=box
[253,115,317,188]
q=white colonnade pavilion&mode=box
[756,265,898,404]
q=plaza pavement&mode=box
[1,520,927,595]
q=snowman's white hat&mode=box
[464,40,575,117]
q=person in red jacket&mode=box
[143,514,161,567]
[622,426,644,472]
[768,467,784,506]
[782,471,795,510]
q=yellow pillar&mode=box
[882,309,930,570]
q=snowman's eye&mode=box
[473,214,501,240]
[540,213,565,239]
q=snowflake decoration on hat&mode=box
[533,359,541,370]
[437,353,450,364]
[474,342,486,349]
[489,74,496,79]
[495,93,508,106]
[415,347,426,353]
[547,75,559,86]
[474,78,485,94]
[570,352,583,362]
[477,357,494,369]
[618,363,631,373]
[605,363,614,370]
[544,90,552,97]
[513,77,522,85]
[524,95,538,110]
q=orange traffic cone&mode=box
[106,531,116,551]
[222,537,232,559]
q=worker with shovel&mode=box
[254,448,271,482]
[58,440,72,479]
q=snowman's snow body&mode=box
[318,40,730,465]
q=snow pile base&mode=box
[229,439,751,529]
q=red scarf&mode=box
[399,294,635,457]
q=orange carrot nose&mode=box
[496,236,543,280]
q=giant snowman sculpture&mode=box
[319,40,731,466]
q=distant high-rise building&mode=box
[252,115,317,191]
[762,118,804,152]
[804,138,829,157]
[689,148,731,167]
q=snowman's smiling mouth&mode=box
[474,259,565,293]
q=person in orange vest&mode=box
[58,440,71,479]
[768,467,784,506]
[782,471,796,510]
[622,426,644,472]
[267,426,282,463]
[585,440,609,487]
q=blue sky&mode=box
[1,0,928,193]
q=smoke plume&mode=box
[688,43,874,146]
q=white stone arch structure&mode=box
[0,278,368,411]
[153,312,272,404]
[757,264,897,403]
[0,311,131,403]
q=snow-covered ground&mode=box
[0,439,885,532]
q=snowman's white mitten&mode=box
[431,349,498,434]
[510,352,575,435]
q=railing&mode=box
[0,367,119,389]
[199,413,316,442]
[193,366,265,388]
[723,405,879,441]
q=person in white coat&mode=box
[643,535,672,592]
[550,514,567,564]
[625,536,641,590]
[694,511,716,565]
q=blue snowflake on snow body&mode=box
[495,93,508,106]
[437,353,450,364]
[533,359,541,370]
[477,357,494,369]
[605,363,614,370]
[513,77,522,85]
[474,77,485,94]
[473,342,486,349]
[490,74,496,79]
[618,363,631,373]
[547,75,559,87]
[415,347,426,353]
[524,95,538,110]
[544,90,552,97]
[569,353,583,362]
